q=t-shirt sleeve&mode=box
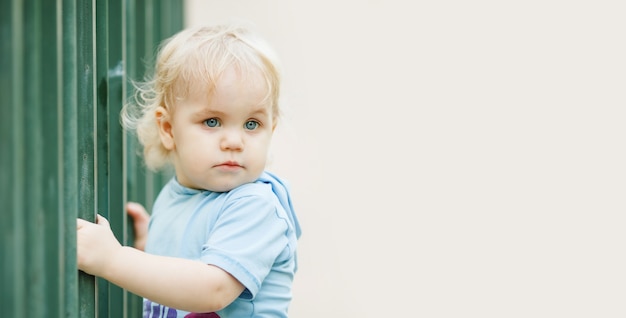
[199,183,290,299]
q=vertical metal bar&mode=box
[14,0,27,313]
[107,0,127,315]
[76,0,97,221]
[40,0,63,316]
[125,0,148,213]
[121,0,142,312]
[22,1,46,315]
[75,0,97,315]
[0,0,24,316]
[61,0,80,315]
[95,0,111,316]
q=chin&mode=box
[208,181,245,193]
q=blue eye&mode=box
[204,118,220,127]
[244,121,259,130]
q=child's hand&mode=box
[76,214,122,276]
[126,202,150,251]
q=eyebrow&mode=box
[192,108,223,118]
[192,105,270,119]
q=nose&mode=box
[220,128,243,151]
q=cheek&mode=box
[252,139,272,163]
[175,135,206,163]
[173,126,207,147]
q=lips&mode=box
[215,161,242,168]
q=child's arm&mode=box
[77,214,245,313]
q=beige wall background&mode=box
[185,1,625,317]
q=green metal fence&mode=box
[1,1,182,317]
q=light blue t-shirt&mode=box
[143,171,301,318]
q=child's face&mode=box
[165,67,275,192]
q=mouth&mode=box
[214,161,243,169]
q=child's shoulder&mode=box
[226,171,290,201]
[227,178,274,199]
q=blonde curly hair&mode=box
[121,23,282,170]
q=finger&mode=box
[126,202,149,251]
[127,202,150,222]
[127,202,149,234]
[76,218,89,229]
[95,214,110,227]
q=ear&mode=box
[155,106,175,150]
